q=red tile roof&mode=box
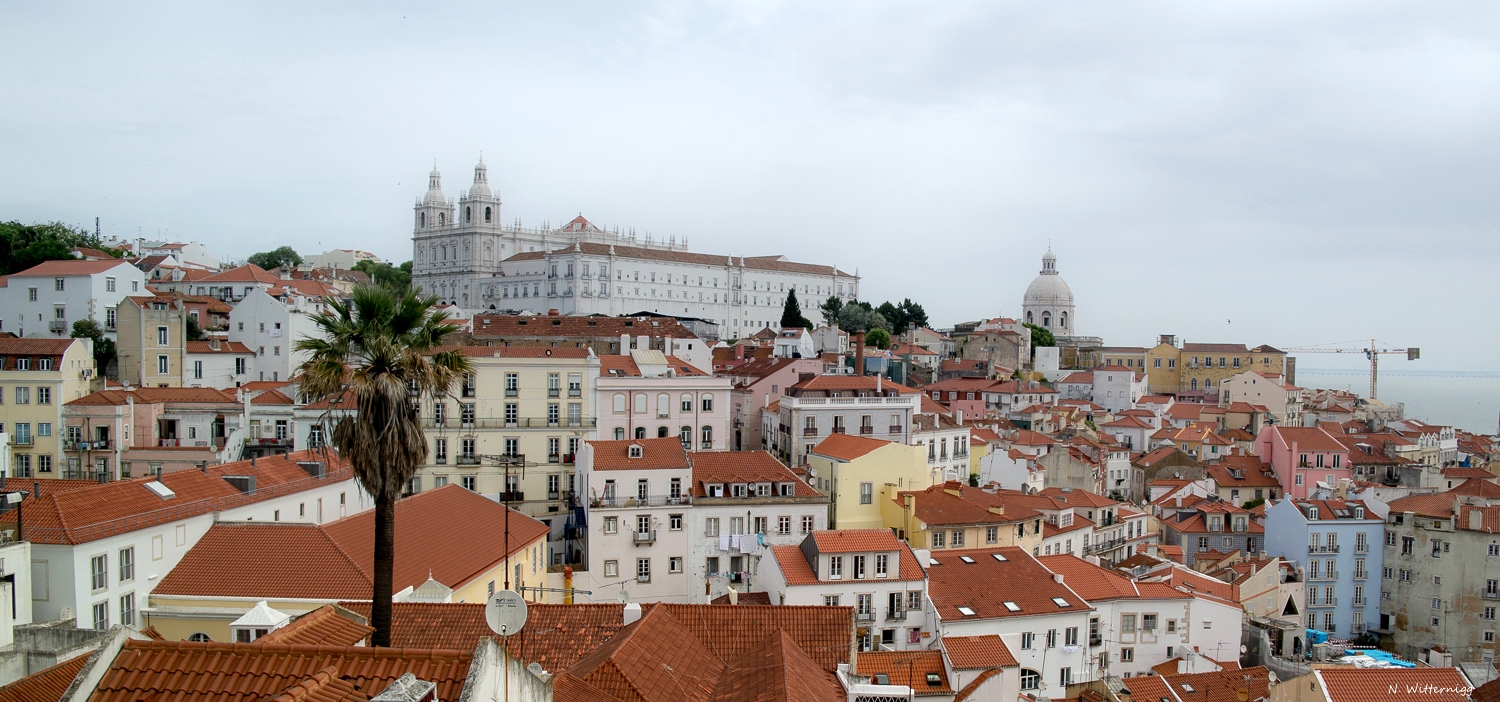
[1161,666,1270,702]
[257,605,374,647]
[1268,426,1347,452]
[1037,555,1159,602]
[689,451,822,498]
[941,635,1017,669]
[810,433,893,461]
[857,651,952,694]
[199,264,281,284]
[9,259,136,277]
[597,354,707,377]
[898,484,1032,527]
[0,653,88,702]
[1316,667,1472,702]
[11,450,351,545]
[186,340,254,354]
[340,601,626,671]
[155,485,548,599]
[90,640,473,702]
[926,547,1089,620]
[0,337,80,357]
[587,437,691,471]
[811,528,901,553]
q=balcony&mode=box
[1310,544,1341,554]
[48,320,68,333]
[1089,636,1103,647]
[803,428,819,437]
[9,435,33,447]
[633,530,657,545]
[548,388,560,398]
[457,455,481,466]
[430,417,597,429]
[889,425,903,434]
[70,439,112,450]
[505,389,519,398]
[860,426,873,435]
[592,494,691,509]
[831,426,846,434]
[497,491,525,502]
[1484,590,1500,601]
[885,607,907,621]
[855,610,875,622]
[636,573,651,583]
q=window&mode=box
[802,515,814,534]
[860,482,873,505]
[604,560,618,578]
[1046,629,1057,648]
[1143,614,1157,631]
[635,558,651,582]
[120,592,135,627]
[604,516,618,534]
[701,395,713,412]
[952,530,964,547]
[157,355,168,375]
[875,554,888,577]
[119,547,134,582]
[829,556,843,579]
[1065,626,1079,646]
[157,326,169,346]
[669,557,682,573]
[1020,632,1034,649]
[778,516,791,535]
[1020,670,1040,691]
[932,531,945,548]
[91,554,108,591]
[92,602,108,631]
[1121,614,1136,633]
[1121,648,1134,662]
[706,518,719,537]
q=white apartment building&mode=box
[690,451,829,603]
[1220,370,1303,425]
[410,346,599,567]
[764,375,920,467]
[184,340,255,389]
[911,412,971,483]
[596,347,730,449]
[227,288,333,382]
[1092,365,1146,413]
[0,260,147,341]
[759,530,929,651]
[26,450,369,628]
[578,438,695,603]
[1038,555,1244,680]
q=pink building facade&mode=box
[1255,425,1351,499]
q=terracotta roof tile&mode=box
[14,450,352,545]
[9,259,136,277]
[0,653,88,702]
[770,545,820,586]
[689,451,821,498]
[186,340,254,354]
[926,547,1088,620]
[811,529,900,553]
[1162,666,1270,702]
[587,438,691,471]
[155,485,547,599]
[713,630,844,702]
[269,666,363,702]
[258,605,374,647]
[0,337,80,357]
[809,434,893,461]
[857,651,951,694]
[1267,426,1347,452]
[199,264,281,284]
[90,640,472,702]
[1037,555,1160,602]
[1316,667,1471,702]
[941,635,1017,669]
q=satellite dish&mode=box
[617,590,630,603]
[1240,645,1248,653]
[485,590,528,636]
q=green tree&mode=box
[876,302,907,335]
[865,328,891,349]
[898,299,929,330]
[836,300,890,333]
[780,288,812,329]
[70,319,115,377]
[294,286,472,646]
[185,316,206,342]
[353,260,413,291]
[247,246,302,271]
[1025,323,1056,349]
[819,296,844,327]
[0,221,121,275]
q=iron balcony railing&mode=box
[633,530,657,545]
[591,494,692,509]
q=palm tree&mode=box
[295,285,472,647]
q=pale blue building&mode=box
[1264,498,1387,636]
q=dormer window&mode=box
[628,444,643,459]
[1308,507,1319,520]
[732,484,747,498]
[1354,507,1365,519]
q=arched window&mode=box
[634,393,647,414]
[613,427,625,440]
[465,206,471,222]
[439,212,446,226]
[1190,378,1198,391]
[680,393,693,412]
[188,633,212,642]
[701,425,713,449]
[700,394,713,412]
[613,393,626,413]
[484,206,492,223]
[1041,312,1051,328]
[1026,311,1034,323]
[1020,669,1040,691]
[680,426,692,449]
[634,426,646,439]
[1060,311,1068,329]
[657,426,669,438]
[419,212,426,227]
[657,393,670,418]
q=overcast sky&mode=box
[4,2,1497,370]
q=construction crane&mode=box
[1283,339,1419,400]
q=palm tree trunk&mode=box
[370,492,396,647]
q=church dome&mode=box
[467,160,492,199]
[1023,248,1073,306]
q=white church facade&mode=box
[411,161,859,337]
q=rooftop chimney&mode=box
[1471,508,1484,531]
[854,331,866,376]
[622,602,642,626]
[1053,573,1064,583]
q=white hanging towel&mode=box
[740,536,758,554]
[730,534,741,550]
[719,534,731,552]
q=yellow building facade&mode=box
[806,434,937,530]
[1143,341,1286,398]
[116,296,189,388]
[1,338,96,479]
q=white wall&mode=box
[0,263,146,342]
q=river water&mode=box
[1294,369,1500,435]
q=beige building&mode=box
[116,295,190,388]
[1143,338,1286,402]
[412,346,598,567]
[806,433,938,530]
[0,338,96,478]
